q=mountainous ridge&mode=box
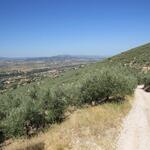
[0,55,105,61]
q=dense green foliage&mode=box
[0,88,67,139]
[142,72,150,88]
[0,81,4,90]
[80,66,137,104]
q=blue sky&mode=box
[0,0,150,57]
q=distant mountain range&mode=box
[0,55,106,72]
[0,55,106,61]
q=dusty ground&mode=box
[117,86,150,150]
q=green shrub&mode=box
[80,66,137,104]
[29,85,38,100]
[59,83,81,106]
[2,107,26,137]
[0,86,67,139]
[44,89,67,123]
[0,81,4,90]
[0,125,5,143]
[143,72,150,87]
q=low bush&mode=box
[43,89,67,123]
[0,81,4,90]
[2,107,27,137]
[0,126,5,143]
[143,72,150,87]
[0,88,67,139]
[80,66,137,104]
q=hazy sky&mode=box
[0,0,150,57]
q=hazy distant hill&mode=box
[0,55,105,72]
[0,55,104,61]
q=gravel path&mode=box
[117,86,150,150]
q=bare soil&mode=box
[117,86,150,150]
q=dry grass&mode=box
[3,97,132,150]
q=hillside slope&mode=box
[1,43,150,150]
[107,43,150,67]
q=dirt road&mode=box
[117,86,150,150]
